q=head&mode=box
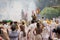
[55,19,59,24]
[53,25,60,34]
[22,21,25,25]
[0,22,3,25]
[10,21,13,25]
[2,20,7,25]
[21,20,26,25]
[56,26,60,34]
[36,22,40,28]
[32,14,37,20]
[13,21,17,25]
[31,20,35,24]
[11,24,17,31]
[42,17,44,19]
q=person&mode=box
[20,24,27,40]
[31,14,37,23]
[33,22,42,40]
[55,19,59,25]
[0,25,10,40]
[42,23,50,40]
[52,25,60,40]
[27,20,37,40]
[21,20,28,33]
[7,24,20,40]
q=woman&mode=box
[33,22,42,40]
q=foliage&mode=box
[40,7,60,19]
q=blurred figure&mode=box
[32,14,37,23]
[20,23,27,40]
[27,20,37,40]
[7,24,20,40]
[33,22,42,40]
[42,20,51,40]
[21,20,27,31]
[52,25,60,40]
[55,19,59,25]
[0,25,10,40]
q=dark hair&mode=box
[31,20,35,23]
[56,26,60,34]
[11,24,16,31]
[42,17,44,19]
[0,22,3,24]
[10,21,13,25]
[53,25,60,34]
[37,22,40,28]
[52,29,57,33]
[2,21,7,25]
[14,21,17,25]
[22,22,25,25]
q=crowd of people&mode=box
[0,14,60,40]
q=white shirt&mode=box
[28,23,36,30]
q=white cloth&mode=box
[20,31,27,40]
[42,26,50,40]
[50,22,56,30]
[35,34,42,40]
[28,23,36,40]
[28,23,36,30]
[53,38,60,40]
[42,21,48,27]
[4,24,8,29]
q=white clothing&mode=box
[28,23,36,30]
[8,30,20,40]
[42,21,48,27]
[28,23,36,40]
[20,31,27,40]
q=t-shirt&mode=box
[8,30,20,40]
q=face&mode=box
[55,20,59,24]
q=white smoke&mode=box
[0,0,38,21]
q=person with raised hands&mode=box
[0,24,10,40]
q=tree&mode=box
[40,7,60,19]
